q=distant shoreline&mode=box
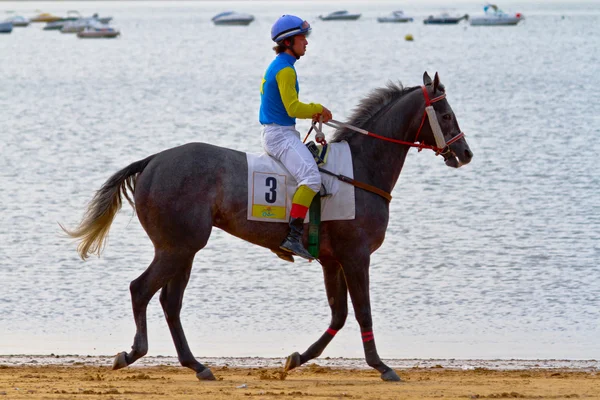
[1,355,597,371]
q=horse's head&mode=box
[419,72,473,168]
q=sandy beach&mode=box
[1,357,599,399]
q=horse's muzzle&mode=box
[444,147,473,168]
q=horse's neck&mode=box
[347,95,422,194]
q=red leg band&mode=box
[326,328,338,336]
[361,331,374,342]
[290,203,309,219]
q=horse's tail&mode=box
[61,154,157,260]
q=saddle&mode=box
[245,141,356,224]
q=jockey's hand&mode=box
[313,107,333,124]
[319,107,333,123]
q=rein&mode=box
[312,86,464,154]
[306,85,466,203]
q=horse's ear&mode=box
[423,72,432,86]
[433,72,440,92]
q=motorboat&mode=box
[5,15,30,27]
[0,21,12,33]
[61,16,111,34]
[77,24,120,39]
[319,10,361,21]
[470,4,523,26]
[47,12,112,31]
[43,11,82,30]
[30,12,62,23]
[377,10,414,23]
[61,19,92,33]
[211,11,255,26]
[423,12,469,25]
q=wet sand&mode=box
[1,357,599,399]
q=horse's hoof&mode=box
[112,352,129,370]
[285,352,302,371]
[196,368,216,381]
[381,369,401,382]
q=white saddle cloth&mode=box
[246,141,355,223]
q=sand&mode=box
[1,359,599,400]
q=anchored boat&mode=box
[377,11,414,23]
[319,10,362,21]
[211,11,255,26]
[470,4,523,26]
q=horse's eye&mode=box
[443,114,452,121]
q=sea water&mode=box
[0,1,598,361]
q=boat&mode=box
[30,12,62,23]
[319,10,362,21]
[0,21,12,33]
[77,24,120,39]
[470,4,523,26]
[211,11,255,26]
[43,11,82,30]
[377,10,414,23]
[61,19,93,33]
[423,12,469,25]
[5,15,30,27]
[49,12,112,32]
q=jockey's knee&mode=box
[304,180,321,193]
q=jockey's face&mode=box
[290,34,308,58]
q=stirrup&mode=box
[280,240,314,260]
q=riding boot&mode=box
[280,217,314,260]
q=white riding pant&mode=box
[261,124,321,193]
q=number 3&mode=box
[265,177,277,203]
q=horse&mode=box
[63,72,473,382]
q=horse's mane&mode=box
[331,82,421,142]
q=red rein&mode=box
[368,86,464,154]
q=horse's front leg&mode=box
[343,255,401,382]
[285,259,348,371]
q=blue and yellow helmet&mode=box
[271,15,311,43]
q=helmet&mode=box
[271,15,311,43]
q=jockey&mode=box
[259,15,333,261]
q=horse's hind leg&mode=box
[159,264,215,381]
[112,251,184,370]
[285,259,348,371]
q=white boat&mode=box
[211,11,254,26]
[319,10,362,21]
[0,21,12,33]
[44,11,112,31]
[5,15,30,27]
[423,12,469,25]
[77,24,120,39]
[377,10,413,23]
[61,17,108,33]
[470,4,523,26]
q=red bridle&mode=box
[309,86,465,156]
[395,85,465,154]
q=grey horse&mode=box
[64,72,473,382]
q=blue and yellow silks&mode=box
[259,53,323,126]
